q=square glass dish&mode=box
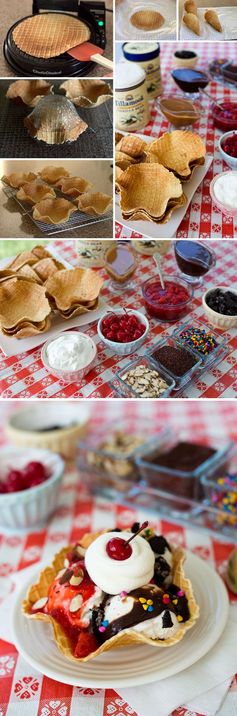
[146,336,202,391]
[77,419,168,498]
[135,428,237,515]
[110,356,175,399]
[173,319,227,369]
[201,447,237,532]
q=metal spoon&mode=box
[199,88,223,110]
[153,253,165,290]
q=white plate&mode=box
[0,247,109,357]
[12,552,229,688]
[180,7,237,40]
[116,0,176,41]
[115,133,213,239]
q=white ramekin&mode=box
[6,403,91,460]
[218,131,237,170]
[0,446,64,530]
[97,309,149,355]
[41,331,97,384]
[202,286,237,329]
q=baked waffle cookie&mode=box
[130,9,164,30]
[60,79,113,108]
[6,79,53,107]
[33,198,77,225]
[16,181,56,205]
[22,531,199,663]
[24,96,88,146]
[75,192,112,216]
[12,13,91,59]
[146,131,206,180]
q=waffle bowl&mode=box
[23,532,199,663]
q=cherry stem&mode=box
[125,521,149,545]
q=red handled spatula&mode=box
[67,42,113,71]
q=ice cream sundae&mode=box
[23,521,199,661]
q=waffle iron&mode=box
[4,0,106,76]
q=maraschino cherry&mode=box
[106,522,148,561]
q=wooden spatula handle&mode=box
[91,53,113,70]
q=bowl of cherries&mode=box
[0,446,64,529]
[219,131,237,170]
[97,309,149,355]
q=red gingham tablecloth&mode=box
[115,41,237,240]
[0,240,236,399]
[0,399,237,716]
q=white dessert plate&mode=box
[180,7,237,40]
[115,133,213,239]
[0,247,109,357]
[12,551,229,688]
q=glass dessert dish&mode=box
[77,418,166,499]
[174,240,216,286]
[171,69,209,99]
[218,131,237,170]
[135,428,236,518]
[212,101,237,131]
[142,274,193,322]
[173,319,227,369]
[111,355,175,399]
[201,449,237,536]
[157,95,201,130]
[104,242,137,294]
[146,335,202,391]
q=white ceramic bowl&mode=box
[202,286,237,329]
[41,331,97,384]
[97,309,149,355]
[6,403,91,461]
[210,171,237,218]
[219,131,237,170]
[0,446,64,530]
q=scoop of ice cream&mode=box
[85,531,155,594]
[94,583,180,641]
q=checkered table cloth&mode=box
[115,41,237,240]
[0,400,237,716]
[0,239,236,399]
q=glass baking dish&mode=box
[201,447,237,532]
[135,428,236,515]
[77,419,168,498]
[110,356,175,399]
[146,336,202,391]
[173,319,228,369]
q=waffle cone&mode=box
[75,192,112,216]
[60,79,112,108]
[13,14,90,59]
[23,534,199,663]
[116,135,147,159]
[204,10,222,32]
[183,12,201,35]
[45,267,103,310]
[6,80,53,107]
[146,131,206,178]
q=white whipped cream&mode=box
[85,531,155,595]
[213,173,237,208]
[46,333,95,371]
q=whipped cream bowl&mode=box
[41,331,97,384]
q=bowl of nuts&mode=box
[111,356,175,398]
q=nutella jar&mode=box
[123,42,162,99]
[77,241,116,268]
[115,62,149,132]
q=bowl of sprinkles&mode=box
[173,322,227,367]
[202,472,237,530]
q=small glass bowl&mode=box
[157,95,201,128]
[142,274,193,322]
[210,171,237,218]
[111,355,175,399]
[173,319,227,368]
[41,331,97,384]
[212,101,237,132]
[146,335,202,390]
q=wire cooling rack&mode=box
[2,181,113,236]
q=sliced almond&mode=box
[70,573,83,586]
[57,568,66,579]
[69,594,83,612]
[76,544,86,557]
[64,558,70,568]
[32,597,48,610]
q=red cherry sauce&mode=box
[143,279,190,321]
[106,537,132,560]
[213,102,237,131]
